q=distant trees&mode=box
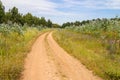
[62,18,120,28]
[3,7,23,25]
[10,7,19,23]
[0,0,5,23]
[0,0,60,28]
[23,13,33,26]
[40,17,47,27]
[62,22,71,28]
[62,21,82,28]
[47,19,52,28]
[52,23,60,28]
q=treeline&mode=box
[0,0,60,28]
[62,17,120,28]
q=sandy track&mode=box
[22,32,102,80]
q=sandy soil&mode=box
[22,32,103,80]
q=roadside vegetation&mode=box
[0,0,58,80]
[53,17,120,80]
[0,23,46,80]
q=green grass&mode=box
[53,29,120,80]
[0,27,50,80]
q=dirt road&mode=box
[22,32,102,80]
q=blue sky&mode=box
[1,0,120,24]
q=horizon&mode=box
[1,0,120,24]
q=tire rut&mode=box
[45,33,68,80]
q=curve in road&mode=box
[22,32,102,80]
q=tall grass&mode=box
[65,18,120,55]
[53,28,120,80]
[0,24,44,80]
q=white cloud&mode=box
[106,0,120,9]
[1,0,82,16]
[63,0,120,9]
[1,0,57,12]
